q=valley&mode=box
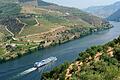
[0,0,112,63]
[0,0,120,80]
[0,21,120,80]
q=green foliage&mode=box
[114,47,120,60]
[0,3,21,18]
[79,45,103,61]
[0,47,4,55]
[80,61,119,80]
[19,18,37,26]
[36,14,71,26]
[42,62,69,80]
[42,36,120,80]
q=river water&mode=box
[0,21,120,80]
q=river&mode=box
[0,21,120,80]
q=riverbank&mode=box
[0,22,112,63]
[42,34,120,80]
[0,21,120,80]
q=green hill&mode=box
[42,36,120,80]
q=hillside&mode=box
[84,1,120,18]
[0,0,111,36]
[0,0,112,62]
[107,9,120,22]
[42,36,120,80]
[0,0,17,3]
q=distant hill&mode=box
[107,9,120,22]
[84,1,120,18]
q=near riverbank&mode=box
[42,31,120,80]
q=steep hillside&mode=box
[42,36,120,80]
[0,0,112,62]
[107,9,120,22]
[0,18,24,35]
[0,1,22,36]
[38,2,107,26]
[84,1,120,18]
[0,0,17,3]
[0,0,111,36]
[0,2,21,18]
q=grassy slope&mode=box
[19,3,108,36]
[19,5,92,36]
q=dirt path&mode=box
[34,18,40,26]
[20,26,66,38]
[5,26,14,36]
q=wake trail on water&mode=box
[18,67,36,76]
[19,67,37,76]
[0,64,34,78]
[10,67,37,80]
[0,64,33,74]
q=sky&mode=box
[43,0,120,9]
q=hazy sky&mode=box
[43,0,120,9]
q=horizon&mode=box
[43,0,120,9]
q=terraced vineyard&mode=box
[0,0,112,62]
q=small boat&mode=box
[34,57,57,68]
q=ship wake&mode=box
[18,67,36,76]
